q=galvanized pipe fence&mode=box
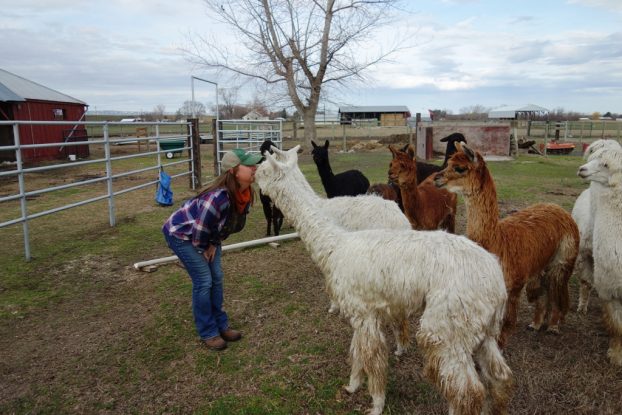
[0,120,195,260]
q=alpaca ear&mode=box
[311,140,318,149]
[461,143,476,163]
[324,140,329,148]
[264,150,283,170]
[388,144,397,158]
[285,145,300,165]
[271,146,286,156]
[406,144,415,159]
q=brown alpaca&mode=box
[388,144,457,232]
[434,143,579,347]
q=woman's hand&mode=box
[203,244,217,262]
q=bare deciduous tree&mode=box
[185,0,404,147]
[176,100,206,119]
[219,87,240,119]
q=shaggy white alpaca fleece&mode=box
[271,146,411,231]
[578,147,622,366]
[573,139,622,313]
[271,146,412,351]
[256,147,512,415]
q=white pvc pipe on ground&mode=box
[133,232,300,270]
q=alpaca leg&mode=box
[578,280,592,314]
[393,315,409,356]
[345,317,388,415]
[419,339,485,415]
[525,276,547,331]
[577,254,594,314]
[528,293,548,332]
[543,260,573,334]
[474,337,514,415]
[261,195,273,236]
[603,300,622,366]
[328,301,339,314]
[272,215,279,236]
[499,288,521,348]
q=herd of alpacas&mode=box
[252,136,622,415]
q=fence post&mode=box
[342,124,347,152]
[212,118,219,176]
[13,123,31,260]
[189,118,200,189]
[103,123,116,226]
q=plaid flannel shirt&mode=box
[162,189,230,249]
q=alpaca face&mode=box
[255,146,300,197]
[388,149,415,186]
[578,151,622,186]
[311,140,331,166]
[434,146,479,194]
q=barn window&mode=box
[53,108,65,120]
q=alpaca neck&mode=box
[316,160,335,188]
[398,167,420,225]
[268,172,339,268]
[463,166,500,248]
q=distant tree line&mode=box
[426,106,618,122]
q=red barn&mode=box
[0,68,89,163]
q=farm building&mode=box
[488,104,549,120]
[339,105,411,126]
[242,110,269,121]
[0,68,88,163]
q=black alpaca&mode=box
[311,140,370,198]
[259,140,284,236]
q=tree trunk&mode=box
[302,110,317,149]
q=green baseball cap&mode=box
[221,148,263,171]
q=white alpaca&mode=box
[578,148,622,366]
[256,147,513,415]
[573,139,622,313]
[271,146,412,355]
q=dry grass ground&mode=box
[1,141,621,414]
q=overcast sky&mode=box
[2,0,621,116]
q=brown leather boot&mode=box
[203,335,227,350]
[220,328,242,342]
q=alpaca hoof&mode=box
[328,305,339,314]
[546,326,560,335]
[366,408,383,415]
[607,347,622,366]
[343,384,358,394]
[526,323,540,332]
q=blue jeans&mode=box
[164,232,228,340]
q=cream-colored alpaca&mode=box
[572,139,622,313]
[256,146,512,415]
[271,146,412,355]
[578,148,622,366]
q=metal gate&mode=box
[0,120,195,260]
[215,120,282,174]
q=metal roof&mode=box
[339,105,410,113]
[0,68,86,105]
[488,104,549,119]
